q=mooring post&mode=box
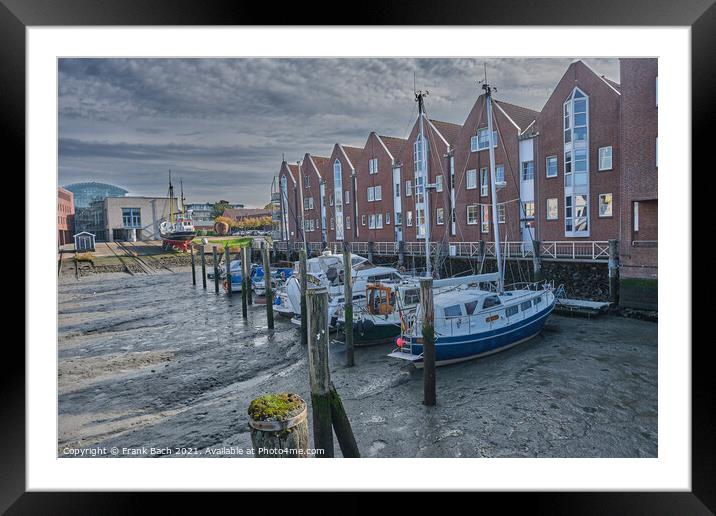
[190,244,196,286]
[212,246,219,294]
[532,239,542,284]
[74,250,79,280]
[420,277,436,406]
[246,242,253,305]
[200,245,207,289]
[367,240,374,263]
[262,244,274,329]
[306,287,334,457]
[224,245,232,296]
[398,240,405,266]
[241,245,249,317]
[299,249,308,347]
[608,239,619,306]
[248,393,309,458]
[342,244,355,367]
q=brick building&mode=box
[273,59,658,303]
[57,186,75,245]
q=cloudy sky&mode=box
[58,58,619,207]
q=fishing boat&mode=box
[159,173,196,252]
[388,77,555,366]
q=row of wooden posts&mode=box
[189,242,369,457]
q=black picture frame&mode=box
[5,0,710,512]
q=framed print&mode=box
[6,0,712,512]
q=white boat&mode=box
[389,76,555,366]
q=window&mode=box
[376,213,383,228]
[344,190,350,204]
[470,135,479,152]
[305,175,311,188]
[367,187,374,202]
[480,168,488,196]
[395,181,400,198]
[436,207,444,225]
[496,165,505,184]
[534,295,542,305]
[330,217,335,230]
[374,185,382,201]
[361,214,366,226]
[345,216,351,229]
[406,211,413,226]
[436,174,443,192]
[656,137,658,168]
[122,208,141,228]
[466,205,478,225]
[495,203,504,223]
[466,169,477,190]
[304,197,314,210]
[521,161,535,181]
[477,128,498,150]
[369,158,378,175]
[483,295,501,309]
[506,305,519,317]
[369,214,375,229]
[520,301,532,311]
[546,198,558,220]
[480,205,490,233]
[444,305,462,317]
[406,180,412,196]
[329,195,333,207]
[599,193,613,217]
[546,156,558,178]
[465,301,479,315]
[386,211,390,225]
[633,202,639,231]
[395,212,402,225]
[598,146,613,171]
[565,194,589,233]
[522,201,535,220]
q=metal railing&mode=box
[271,240,611,262]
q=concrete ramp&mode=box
[555,298,610,317]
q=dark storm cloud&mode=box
[58,57,619,206]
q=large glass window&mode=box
[413,135,425,175]
[122,208,141,228]
[521,161,535,181]
[477,128,498,150]
[563,88,590,236]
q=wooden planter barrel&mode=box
[248,393,309,458]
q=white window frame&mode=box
[598,193,613,218]
[598,146,613,171]
[386,211,391,225]
[436,207,444,225]
[480,168,488,197]
[497,204,505,223]
[496,164,505,184]
[466,205,478,225]
[344,190,350,204]
[633,201,639,231]
[436,174,443,192]
[406,180,412,196]
[477,128,498,150]
[367,187,374,202]
[546,155,558,178]
[466,169,477,190]
[361,214,366,226]
[521,161,535,181]
[369,158,378,175]
[374,185,382,201]
[345,216,350,229]
[368,214,375,229]
[470,135,479,152]
[546,198,559,220]
[406,211,413,226]
[376,213,383,229]
[522,201,535,220]
[480,205,489,233]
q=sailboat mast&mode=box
[297,160,307,252]
[168,170,174,224]
[416,90,431,278]
[484,81,504,293]
[180,178,185,215]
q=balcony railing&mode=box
[270,240,611,262]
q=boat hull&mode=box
[336,319,401,345]
[391,300,555,367]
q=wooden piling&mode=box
[248,393,309,458]
[262,245,274,330]
[241,245,249,317]
[247,242,253,306]
[306,287,334,457]
[532,239,542,283]
[299,248,308,347]
[420,277,436,406]
[212,246,219,294]
[342,245,354,367]
[367,240,374,263]
[398,240,405,266]
[200,245,207,289]
[74,250,79,280]
[190,244,196,286]
[608,239,619,305]
[328,382,360,457]
[225,245,232,296]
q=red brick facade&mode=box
[619,58,658,280]
[276,59,658,278]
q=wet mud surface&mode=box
[58,269,657,458]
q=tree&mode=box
[212,200,231,219]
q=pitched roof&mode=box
[341,145,364,168]
[428,119,461,145]
[378,135,408,159]
[494,100,539,133]
[223,207,271,219]
[602,76,621,91]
